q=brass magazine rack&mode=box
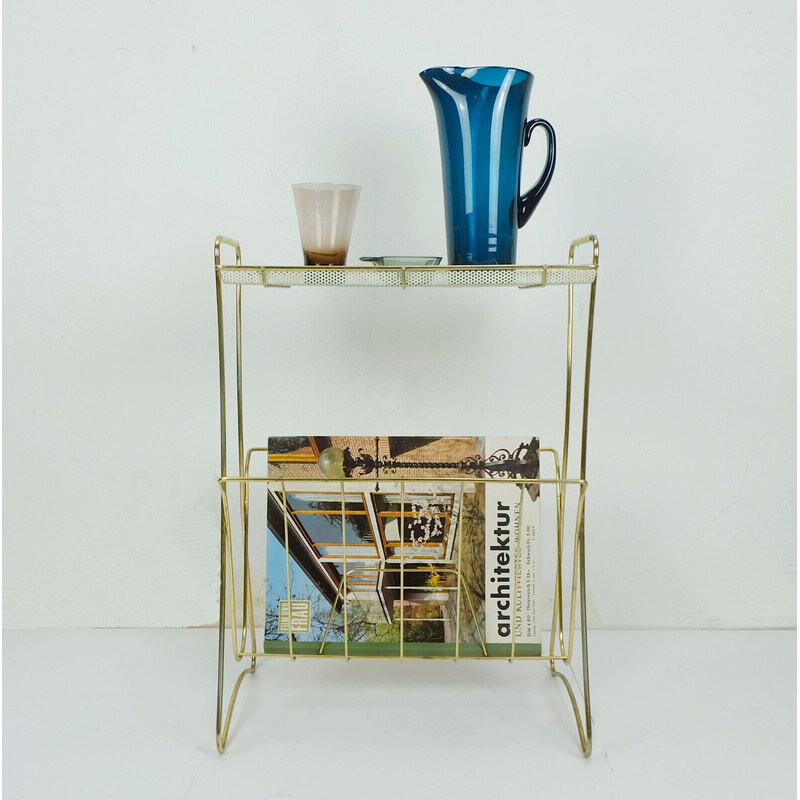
[213,234,599,756]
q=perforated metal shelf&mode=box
[216,264,596,288]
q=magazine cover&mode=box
[264,436,541,657]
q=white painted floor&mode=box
[2,629,795,799]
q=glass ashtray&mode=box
[359,256,442,266]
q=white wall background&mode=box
[3,0,795,629]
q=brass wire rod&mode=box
[236,282,245,518]
[245,652,568,661]
[340,481,349,660]
[578,514,592,753]
[579,241,599,484]
[561,283,574,562]
[244,447,269,475]
[331,563,478,575]
[318,582,341,655]
[572,233,599,756]
[542,448,567,663]
[219,476,587,487]
[551,666,592,756]
[462,574,489,656]
[547,234,598,757]
[220,487,244,662]
[569,234,599,265]
[215,236,242,262]
[241,450,265,658]
[454,483,465,661]
[242,435,269,655]
[215,236,250,754]
[236,286,258,665]
[564,485,588,665]
[215,267,227,749]
[216,662,255,753]
[216,482,256,752]
[400,481,405,660]
[281,481,294,660]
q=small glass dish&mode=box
[360,256,442,266]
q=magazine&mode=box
[264,436,541,657]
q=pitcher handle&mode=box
[518,118,556,228]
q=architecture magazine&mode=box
[264,436,541,657]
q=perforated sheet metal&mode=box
[218,265,596,288]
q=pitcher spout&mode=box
[418,67,453,101]
[420,65,533,91]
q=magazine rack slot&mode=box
[213,235,598,756]
[218,473,586,662]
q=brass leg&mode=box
[214,236,256,753]
[550,519,592,757]
[216,664,256,753]
[550,234,596,757]
[215,506,227,751]
[216,488,255,754]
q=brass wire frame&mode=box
[213,234,599,756]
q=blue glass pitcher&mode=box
[420,66,556,265]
